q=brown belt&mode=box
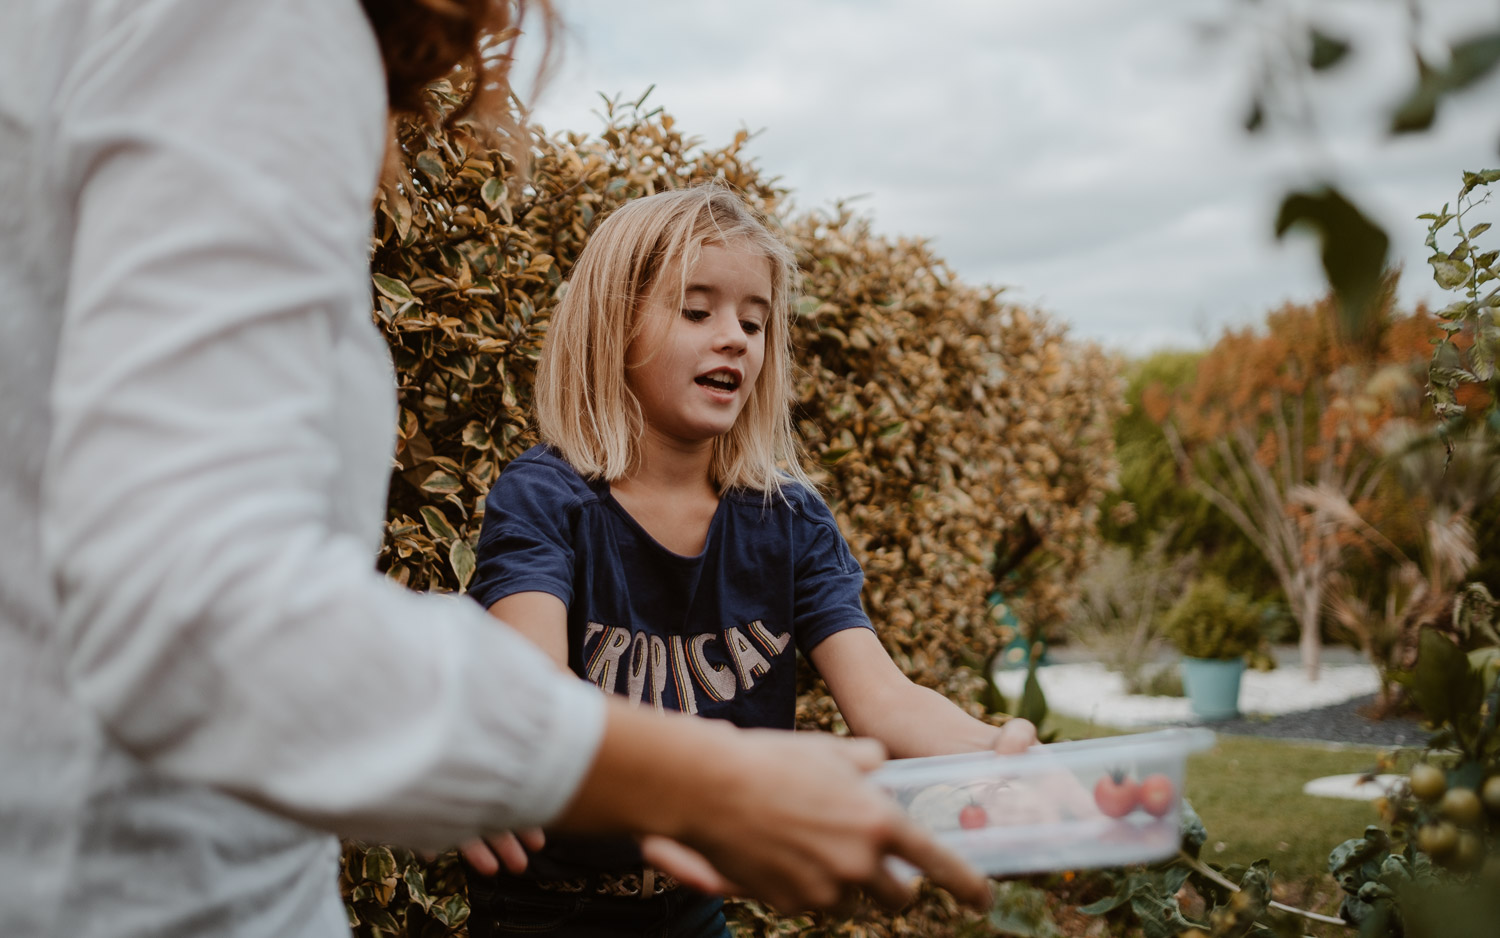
[532,868,681,898]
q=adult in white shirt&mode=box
[0,1,989,936]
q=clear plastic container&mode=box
[872,728,1215,877]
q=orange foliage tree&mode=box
[1163,290,1438,677]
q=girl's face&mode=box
[626,238,772,449]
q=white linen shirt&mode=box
[0,1,606,935]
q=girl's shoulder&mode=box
[498,445,606,504]
[723,477,837,526]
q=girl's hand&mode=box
[991,717,1039,755]
[458,828,545,876]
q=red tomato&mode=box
[1139,774,1176,817]
[1093,771,1139,818]
[958,804,988,830]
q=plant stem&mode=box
[1177,850,1349,927]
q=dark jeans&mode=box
[466,875,730,938]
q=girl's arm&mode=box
[486,591,570,668]
[459,591,571,875]
[809,628,1037,759]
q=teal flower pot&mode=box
[1179,656,1245,722]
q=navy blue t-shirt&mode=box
[470,445,875,731]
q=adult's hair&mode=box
[360,0,556,123]
[536,183,812,496]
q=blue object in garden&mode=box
[988,591,1048,671]
[1179,656,1246,721]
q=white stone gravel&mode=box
[993,661,1383,728]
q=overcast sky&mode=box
[516,1,1500,356]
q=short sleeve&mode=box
[791,490,874,654]
[471,454,584,612]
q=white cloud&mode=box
[517,0,1500,357]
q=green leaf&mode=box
[354,901,400,934]
[1018,652,1048,727]
[480,176,506,210]
[361,845,397,883]
[461,421,492,450]
[1447,30,1500,91]
[1403,630,1478,731]
[419,505,458,542]
[1328,826,1390,893]
[415,149,449,186]
[1460,169,1500,200]
[429,893,470,927]
[1470,222,1492,239]
[1472,321,1499,381]
[1389,74,1439,134]
[987,880,1061,937]
[373,274,417,304]
[1078,892,1131,916]
[403,865,434,912]
[1275,186,1389,344]
[1129,884,1203,938]
[1243,96,1264,133]
[420,470,463,495]
[1430,255,1472,290]
[1309,28,1351,70]
[1436,300,1471,320]
[450,538,476,591]
[1178,799,1207,855]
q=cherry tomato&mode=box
[1094,771,1139,818]
[958,804,988,830]
[1138,773,1176,817]
[1409,763,1446,802]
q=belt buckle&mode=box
[594,868,676,898]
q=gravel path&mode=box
[994,656,1430,748]
[1178,693,1427,748]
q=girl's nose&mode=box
[714,315,748,352]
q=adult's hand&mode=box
[554,702,991,914]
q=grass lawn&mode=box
[1043,712,1421,906]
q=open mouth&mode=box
[695,370,741,392]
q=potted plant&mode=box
[1161,575,1263,721]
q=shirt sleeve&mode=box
[470,455,583,612]
[40,0,604,849]
[791,489,877,655]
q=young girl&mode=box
[464,184,1036,936]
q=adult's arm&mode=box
[41,0,604,848]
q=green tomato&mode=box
[1409,763,1447,802]
[1450,831,1484,871]
[1440,787,1484,827]
[1417,821,1458,858]
[1483,775,1500,817]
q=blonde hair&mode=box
[535,184,811,495]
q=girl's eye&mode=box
[740,320,763,336]
[681,308,709,322]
